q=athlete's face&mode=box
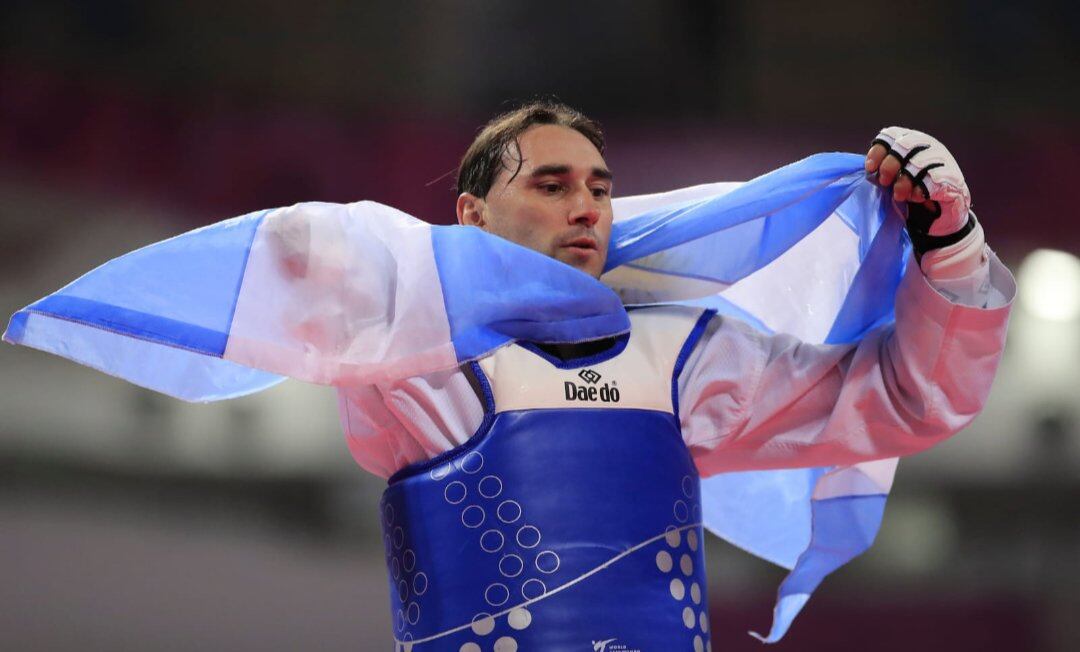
[456,124,614,278]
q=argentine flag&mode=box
[5,152,908,643]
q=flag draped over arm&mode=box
[605,153,903,643]
[4,151,908,642]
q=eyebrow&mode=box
[529,164,614,181]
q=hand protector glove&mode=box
[872,126,977,261]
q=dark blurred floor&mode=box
[2,476,392,651]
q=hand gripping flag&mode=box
[4,152,908,642]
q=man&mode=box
[4,101,1014,651]
[347,102,1013,651]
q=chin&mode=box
[576,261,605,279]
[557,253,602,278]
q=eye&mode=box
[591,186,610,199]
[538,182,563,194]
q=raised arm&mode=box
[680,127,1015,475]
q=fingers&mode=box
[910,183,927,204]
[866,140,930,203]
[893,174,913,202]
[868,128,966,229]
[877,153,901,187]
[865,143,888,173]
[887,168,934,204]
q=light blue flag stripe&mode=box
[24,295,233,354]
[751,494,888,643]
[24,210,268,355]
[606,153,867,279]
[824,206,907,344]
[4,210,281,400]
[431,225,631,361]
[13,305,284,401]
[700,467,824,569]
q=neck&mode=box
[535,337,615,362]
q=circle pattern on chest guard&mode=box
[682,606,695,628]
[413,572,428,596]
[407,601,420,625]
[470,613,495,636]
[391,557,401,580]
[535,550,560,574]
[670,578,685,600]
[497,500,522,524]
[521,579,547,600]
[690,582,701,605]
[430,463,452,481]
[516,525,541,548]
[508,607,532,630]
[499,554,524,578]
[682,475,695,498]
[680,554,693,576]
[494,636,518,652]
[444,481,467,505]
[480,529,504,553]
[402,549,416,572]
[674,500,689,523]
[459,644,481,652]
[461,505,486,528]
[460,451,484,474]
[694,635,704,652]
[485,583,510,607]
[478,475,503,498]
[688,529,699,552]
[398,579,409,601]
[656,550,673,573]
[665,528,681,548]
[699,610,708,633]
[392,527,405,549]
[384,503,395,526]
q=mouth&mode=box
[561,236,598,251]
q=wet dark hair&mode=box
[455,100,605,198]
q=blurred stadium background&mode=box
[1,1,1077,650]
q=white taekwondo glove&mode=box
[871,126,985,279]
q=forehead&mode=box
[510,124,607,173]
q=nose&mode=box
[568,187,601,227]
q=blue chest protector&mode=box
[380,306,716,651]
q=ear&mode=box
[456,193,487,228]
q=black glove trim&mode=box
[906,212,977,263]
[909,162,944,200]
[899,144,929,167]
